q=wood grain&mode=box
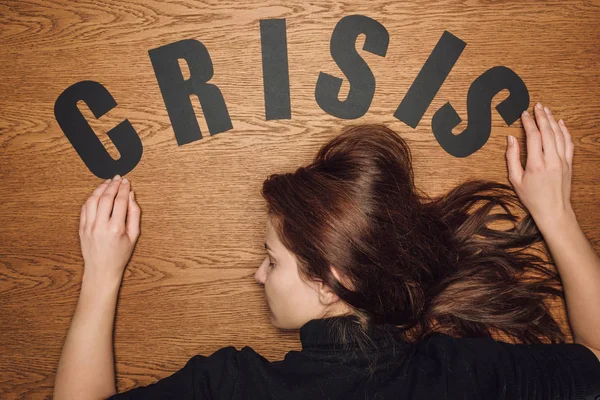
[1,0,599,397]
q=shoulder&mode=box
[187,345,280,378]
[419,331,600,368]
[419,332,600,400]
[106,346,255,400]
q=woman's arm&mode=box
[537,208,600,357]
[54,175,140,399]
[505,103,600,358]
[53,275,121,400]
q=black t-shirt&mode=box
[107,315,600,399]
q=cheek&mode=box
[266,268,293,304]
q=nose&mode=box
[254,269,263,285]
[255,256,269,285]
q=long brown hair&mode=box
[260,124,566,365]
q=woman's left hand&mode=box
[79,175,141,284]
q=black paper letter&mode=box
[54,80,142,179]
[315,15,389,119]
[432,66,529,158]
[260,19,291,120]
[149,39,233,146]
[394,31,466,128]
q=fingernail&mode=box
[559,119,565,125]
[105,179,111,184]
[122,178,129,183]
[522,110,529,117]
[536,102,543,110]
[508,135,514,146]
[130,191,135,201]
[114,174,121,180]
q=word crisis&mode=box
[54,15,529,179]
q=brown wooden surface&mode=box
[1,0,599,397]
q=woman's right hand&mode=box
[505,102,575,229]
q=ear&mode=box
[317,265,346,305]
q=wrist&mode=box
[81,272,122,299]
[536,206,578,236]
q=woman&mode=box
[54,103,600,399]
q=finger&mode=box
[80,203,87,234]
[520,109,544,169]
[126,190,141,241]
[533,102,559,162]
[85,178,112,230]
[110,178,130,227]
[558,119,574,168]
[506,134,524,185]
[97,176,123,225]
[543,106,565,163]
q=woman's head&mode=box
[258,124,566,348]
[254,216,353,330]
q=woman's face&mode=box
[254,217,349,330]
